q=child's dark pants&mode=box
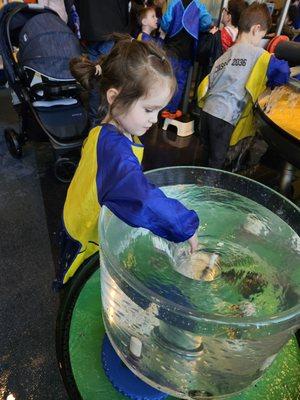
[200,111,234,169]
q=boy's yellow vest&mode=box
[197,51,272,146]
[62,126,144,284]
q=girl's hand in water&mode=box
[188,232,198,254]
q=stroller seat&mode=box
[0,3,88,181]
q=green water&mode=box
[119,185,300,319]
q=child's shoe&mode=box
[161,110,183,119]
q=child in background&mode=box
[137,6,164,46]
[160,0,212,119]
[147,0,167,30]
[198,2,290,169]
[198,0,247,81]
[56,35,199,288]
[219,0,248,52]
[130,0,146,37]
[283,5,300,41]
[290,0,300,29]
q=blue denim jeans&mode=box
[87,40,114,127]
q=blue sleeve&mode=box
[97,133,199,243]
[198,4,212,32]
[267,55,290,88]
[161,0,176,33]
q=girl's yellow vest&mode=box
[62,126,144,283]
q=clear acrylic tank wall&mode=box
[99,167,300,399]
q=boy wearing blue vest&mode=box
[137,6,164,46]
[198,3,290,169]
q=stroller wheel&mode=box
[54,157,77,183]
[4,129,22,159]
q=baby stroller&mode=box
[0,2,88,182]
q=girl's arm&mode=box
[97,133,199,244]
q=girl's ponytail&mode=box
[69,56,103,90]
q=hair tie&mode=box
[131,37,135,42]
[95,64,102,76]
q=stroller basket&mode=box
[34,102,87,143]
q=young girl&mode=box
[57,34,199,288]
[219,0,248,52]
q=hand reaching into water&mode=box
[188,232,198,254]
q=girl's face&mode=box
[115,79,173,137]
[221,8,231,26]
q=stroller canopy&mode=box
[0,3,81,82]
[18,12,81,80]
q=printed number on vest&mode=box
[232,58,247,67]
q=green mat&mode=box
[69,269,300,400]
